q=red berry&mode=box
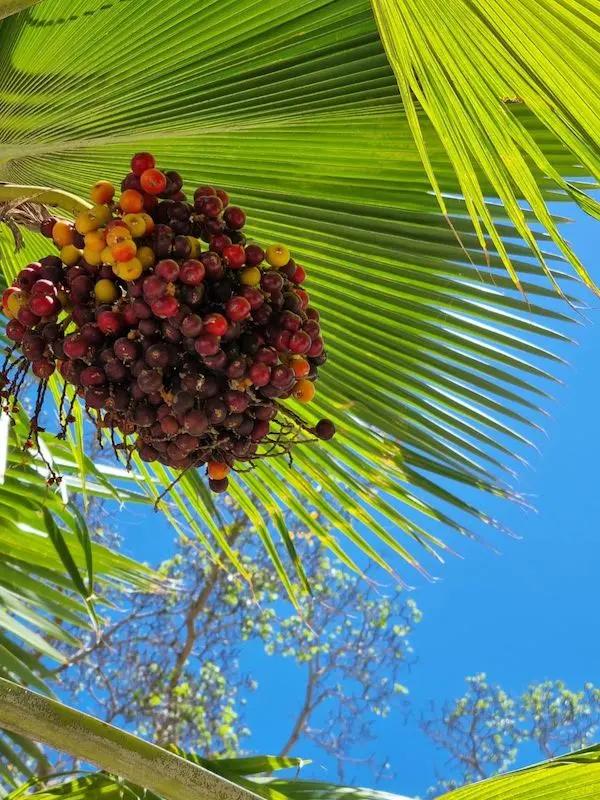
[241,286,264,310]
[31,278,57,297]
[202,196,223,218]
[271,365,295,389]
[210,234,232,254]
[289,330,311,354]
[63,334,88,359]
[194,185,217,198]
[151,296,180,318]
[97,309,124,335]
[32,359,55,379]
[251,419,269,442]
[6,319,25,342]
[180,259,206,285]
[249,362,271,387]
[215,188,229,207]
[81,366,106,387]
[155,259,180,282]
[181,314,204,337]
[143,275,167,301]
[223,206,246,230]
[203,313,228,336]
[17,308,40,328]
[29,294,58,317]
[140,168,167,195]
[223,244,246,269]
[292,265,306,283]
[256,346,278,365]
[244,244,265,267]
[195,334,220,356]
[131,152,156,176]
[308,337,324,357]
[225,296,251,322]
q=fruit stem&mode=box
[0,183,91,214]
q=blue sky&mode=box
[110,209,599,798]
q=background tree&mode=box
[51,503,421,782]
[423,673,600,796]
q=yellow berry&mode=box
[123,213,147,238]
[114,257,143,281]
[100,246,116,267]
[83,247,102,266]
[140,213,155,235]
[240,266,261,286]
[75,210,100,235]
[60,244,82,266]
[187,236,202,258]
[84,229,106,252]
[265,243,290,268]
[90,180,115,205]
[94,279,119,303]
[5,289,29,318]
[137,245,156,270]
[90,203,112,226]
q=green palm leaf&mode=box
[2,679,600,800]
[0,0,597,591]
[0,410,158,786]
[370,0,600,292]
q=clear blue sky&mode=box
[112,208,600,798]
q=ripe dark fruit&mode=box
[315,419,336,440]
[2,153,332,496]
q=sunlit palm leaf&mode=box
[0,0,596,591]
[0,412,158,786]
[3,686,599,800]
[370,0,600,291]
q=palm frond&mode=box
[0,0,596,590]
[0,410,158,786]
[370,0,600,291]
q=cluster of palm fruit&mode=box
[1,152,334,493]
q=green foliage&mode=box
[55,510,420,777]
[423,674,600,795]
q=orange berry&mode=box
[119,189,144,213]
[122,213,147,238]
[140,213,155,235]
[90,180,115,205]
[52,220,75,248]
[106,222,132,247]
[83,247,102,266]
[290,356,310,379]
[292,378,315,403]
[140,168,167,195]
[207,461,230,480]
[84,230,106,252]
[112,239,137,262]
